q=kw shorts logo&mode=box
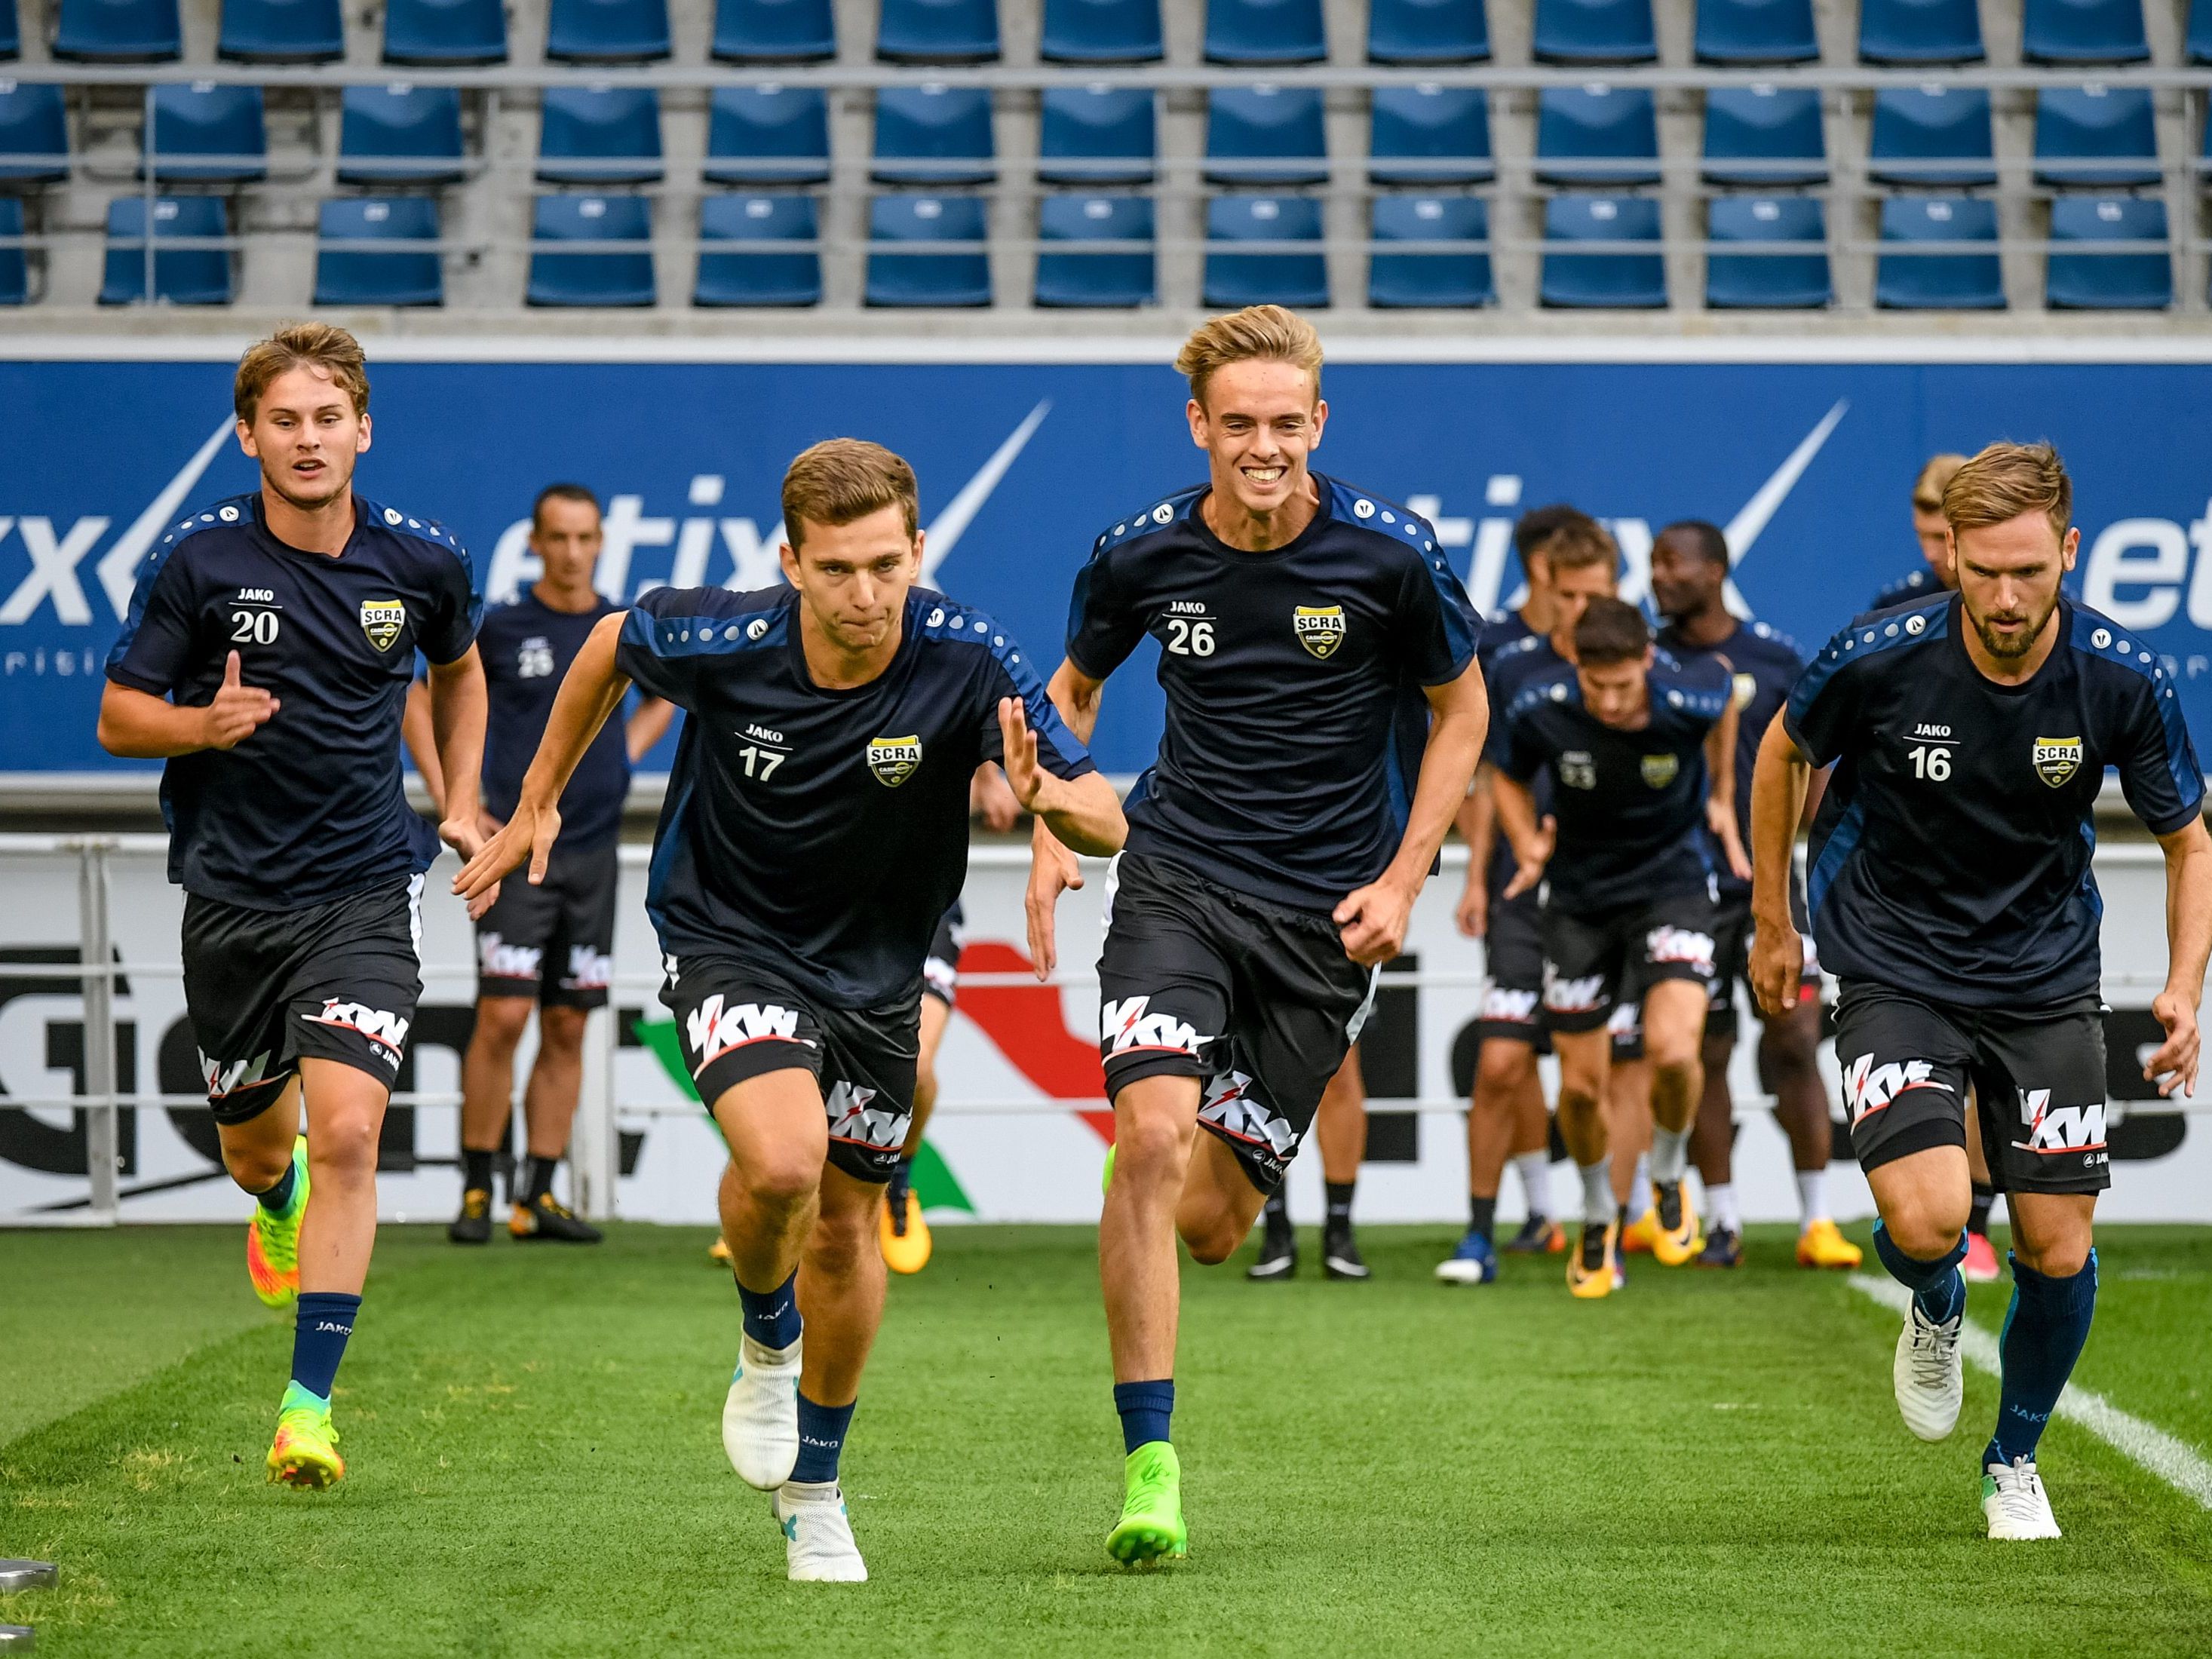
[1198,1070,1297,1159]
[827,1081,907,1149]
[1607,1001,1642,1041]
[686,995,801,1068]
[306,1000,411,1065]
[563,946,612,992]
[199,1047,274,1097]
[2033,735,2084,789]
[2016,1087,2108,1160]
[478,933,543,980]
[1640,754,1680,789]
[867,734,923,788]
[1646,925,1715,970]
[358,599,407,652]
[1293,605,1346,660]
[1479,985,1540,1024]
[1100,995,1210,1056]
[1542,969,1605,1014]
[1841,1055,1953,1124]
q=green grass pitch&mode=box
[5,1221,2212,1656]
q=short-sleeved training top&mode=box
[617,584,1094,1008]
[106,491,479,909]
[1657,617,1804,899]
[1870,565,1942,614]
[1478,628,1566,899]
[1498,655,1733,916]
[1066,475,1481,912]
[478,590,632,852]
[1785,594,2204,1010]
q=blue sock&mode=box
[1113,1379,1173,1455]
[1987,1250,2098,1467]
[886,1156,913,1210]
[736,1270,802,1351]
[290,1292,361,1403]
[792,1391,856,1486]
[1872,1221,1967,1326]
[254,1157,298,1214]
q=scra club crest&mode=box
[1293,605,1345,660]
[867,734,923,787]
[2033,735,2083,788]
[358,599,407,652]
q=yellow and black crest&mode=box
[1293,605,1345,660]
[1640,753,1680,789]
[2033,735,2083,789]
[867,734,924,788]
[358,598,407,653]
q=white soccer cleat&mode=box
[723,1334,802,1489]
[777,1480,869,1581]
[1983,1457,2063,1540]
[1892,1299,1964,1442]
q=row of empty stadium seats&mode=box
[15,0,2212,67]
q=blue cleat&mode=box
[1434,1228,1499,1285]
[1696,1226,1743,1268]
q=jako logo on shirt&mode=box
[307,1000,411,1062]
[2033,735,2084,788]
[1542,971,1604,1014]
[827,1081,907,1149]
[1842,1054,1952,1123]
[686,996,799,1066]
[867,735,923,788]
[478,932,543,980]
[2017,1087,2108,1158]
[1293,605,1345,660]
[358,599,407,652]
[1100,996,1209,1056]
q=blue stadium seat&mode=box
[695,192,821,305]
[101,195,230,304]
[1038,86,1155,186]
[873,84,995,186]
[538,86,663,186]
[1042,0,1162,63]
[1205,0,1326,65]
[338,84,465,186]
[1535,84,1659,187]
[1875,195,2002,308]
[1695,0,1817,63]
[2191,0,2212,62]
[1705,195,1830,308]
[219,0,342,61]
[713,0,834,60]
[55,0,181,60]
[1035,192,1155,307]
[1369,195,1493,308]
[382,0,508,63]
[1205,85,1326,186]
[314,195,441,306]
[2047,195,2169,308]
[877,0,999,62]
[2033,84,2157,188]
[528,193,655,306]
[545,0,670,61]
[1370,85,1492,186]
[145,82,266,183]
[704,85,830,186]
[1368,0,1489,63]
[0,0,17,58]
[2023,0,2146,64]
[866,193,991,305]
[0,198,25,303]
[1540,194,1664,307]
[0,81,69,185]
[1204,194,1327,308]
[1702,84,1825,186]
[1533,0,1656,64]
[1867,86,1995,188]
[1858,0,1981,63]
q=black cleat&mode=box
[1246,1219,1297,1280]
[1322,1226,1371,1281]
[511,1192,603,1243]
[449,1188,492,1245]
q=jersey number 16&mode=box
[1908,743,1951,782]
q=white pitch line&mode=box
[1848,1274,2212,1509]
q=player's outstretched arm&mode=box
[1024,658,1108,980]
[425,645,490,859]
[1703,697,1753,882]
[1747,719,1812,1017]
[454,612,632,917]
[2147,815,2212,1097]
[999,698,1124,857]
[97,651,278,758]
[1493,771,1553,900]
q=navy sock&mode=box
[792,1391,856,1486]
[1113,1379,1173,1455]
[1324,1182,1355,1230]
[290,1292,361,1403]
[736,1270,802,1351]
[523,1155,557,1205]
[1873,1221,1967,1326]
[1468,1194,1497,1243]
[886,1155,913,1209]
[461,1148,494,1194]
[1968,1182,1996,1237]
[254,1158,298,1214]
[1261,1187,1289,1228]
[1987,1251,2098,1467]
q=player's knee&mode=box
[808,1205,876,1279]
[1181,1210,1245,1265]
[536,1005,588,1056]
[737,1155,818,1216]
[471,996,532,1053]
[1882,1192,1971,1260]
[1113,1101,1195,1176]
[222,1140,293,1192]
[2013,1229,2092,1279]
[308,1113,380,1184]
[1474,1042,1530,1102]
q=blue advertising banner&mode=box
[4,356,2210,778]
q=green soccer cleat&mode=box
[1106,1441,1187,1566]
[247,1136,309,1310]
[266,1381,344,1489]
[1100,1143,1115,1197]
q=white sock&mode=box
[1513,1151,1552,1217]
[1650,1125,1690,1185]
[1627,1154,1652,1217]
[1708,1182,1740,1233]
[1578,1158,1613,1227]
[1796,1168,1830,1226]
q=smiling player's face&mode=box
[1188,359,1327,523]
[781,504,922,657]
[238,365,370,513]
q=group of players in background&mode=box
[99,305,2209,1584]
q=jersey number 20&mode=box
[230,609,279,646]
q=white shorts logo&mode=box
[1542,970,1605,1015]
[478,933,543,981]
[1606,1001,1641,1041]
[200,1047,274,1097]
[563,946,612,992]
[2016,1087,2108,1157]
[1100,995,1210,1056]
[1198,1070,1296,1160]
[1646,926,1716,971]
[305,1000,412,1066]
[826,1081,907,1150]
[686,995,801,1069]
[1479,985,1539,1024]
[1842,1055,1953,1124]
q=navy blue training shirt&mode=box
[479,590,632,852]
[1498,655,1732,915]
[1787,594,2204,1010]
[1066,476,1482,912]
[1658,617,1803,898]
[1870,566,1942,613]
[106,492,479,909]
[1479,628,1565,900]
[617,584,1094,1008]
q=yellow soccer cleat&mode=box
[247,1136,309,1310]
[1649,1181,1702,1268]
[879,1186,932,1275]
[266,1385,344,1490]
[1567,1219,1618,1300]
[708,1234,733,1267]
[1619,1207,1658,1256]
[1796,1217,1864,1270]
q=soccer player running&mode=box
[456,440,1121,1582]
[1493,597,1747,1299]
[407,485,671,1246]
[97,324,489,1489]
[1648,519,1859,1272]
[1025,305,1487,1565]
[1750,441,2210,1541]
